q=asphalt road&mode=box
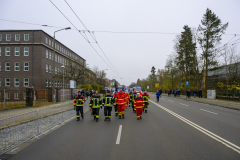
[8,94,240,160]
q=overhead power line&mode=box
[64,0,122,78]
[49,0,118,76]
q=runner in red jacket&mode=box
[115,89,126,119]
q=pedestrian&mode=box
[74,91,86,121]
[189,90,191,98]
[159,89,162,97]
[156,91,160,102]
[174,89,177,97]
[89,92,95,115]
[81,89,85,97]
[132,91,137,112]
[193,90,197,98]
[198,89,203,98]
[115,89,127,119]
[186,89,189,98]
[125,91,129,109]
[113,90,118,116]
[90,92,102,122]
[134,93,145,120]
[129,91,134,108]
[102,90,115,121]
[142,90,150,113]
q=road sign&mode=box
[147,86,149,89]
[186,81,189,85]
[70,80,76,88]
[155,83,159,88]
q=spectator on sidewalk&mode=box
[193,90,197,98]
[159,89,162,97]
[156,91,160,102]
[198,89,203,98]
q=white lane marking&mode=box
[11,148,18,152]
[200,109,218,115]
[116,125,122,144]
[168,100,174,102]
[180,103,189,106]
[149,100,240,154]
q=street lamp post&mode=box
[61,65,65,101]
[52,27,71,102]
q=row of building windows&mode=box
[45,79,69,88]
[45,50,67,65]
[0,62,29,71]
[46,64,64,74]
[0,47,29,56]
[0,78,29,87]
[45,37,84,64]
[0,93,26,100]
[0,34,29,41]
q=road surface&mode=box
[7,94,240,160]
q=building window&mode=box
[24,47,29,56]
[15,78,20,87]
[15,62,20,71]
[5,62,10,71]
[46,64,48,72]
[49,39,51,46]
[6,93,10,99]
[15,34,20,41]
[6,34,11,41]
[49,65,52,73]
[0,78,1,86]
[46,79,48,87]
[24,34,29,41]
[24,78,29,87]
[55,80,57,87]
[0,34,2,41]
[46,50,48,58]
[15,47,20,56]
[58,68,59,74]
[52,41,53,47]
[0,47,1,56]
[58,81,59,87]
[0,62,1,71]
[58,56,60,63]
[49,52,52,59]
[5,78,10,86]
[24,63,29,71]
[49,80,51,87]
[55,67,57,73]
[5,47,10,56]
[55,55,57,62]
[14,93,19,99]
[46,37,48,44]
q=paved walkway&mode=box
[162,93,240,110]
[0,100,74,120]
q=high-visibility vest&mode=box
[103,96,115,107]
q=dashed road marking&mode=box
[180,103,189,106]
[200,109,218,115]
[150,100,240,154]
[116,125,122,144]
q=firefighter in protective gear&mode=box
[90,92,102,122]
[115,89,126,119]
[125,91,129,109]
[134,93,145,120]
[89,92,95,115]
[102,90,115,121]
[132,91,137,112]
[129,91,134,108]
[142,90,150,113]
[114,91,118,116]
[74,91,86,121]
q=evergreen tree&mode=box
[198,8,228,88]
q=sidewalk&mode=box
[0,100,74,120]
[163,93,240,110]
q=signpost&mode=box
[155,83,159,88]
[147,86,149,89]
[186,81,189,86]
[70,80,76,88]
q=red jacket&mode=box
[115,92,126,105]
[134,97,145,108]
[74,95,86,106]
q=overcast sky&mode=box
[1,0,240,86]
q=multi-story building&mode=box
[0,30,87,101]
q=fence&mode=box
[0,101,87,155]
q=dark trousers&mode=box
[114,105,118,114]
[92,108,100,119]
[143,102,148,111]
[131,101,135,111]
[104,107,112,118]
[76,106,84,118]
[156,97,159,102]
[199,94,202,98]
